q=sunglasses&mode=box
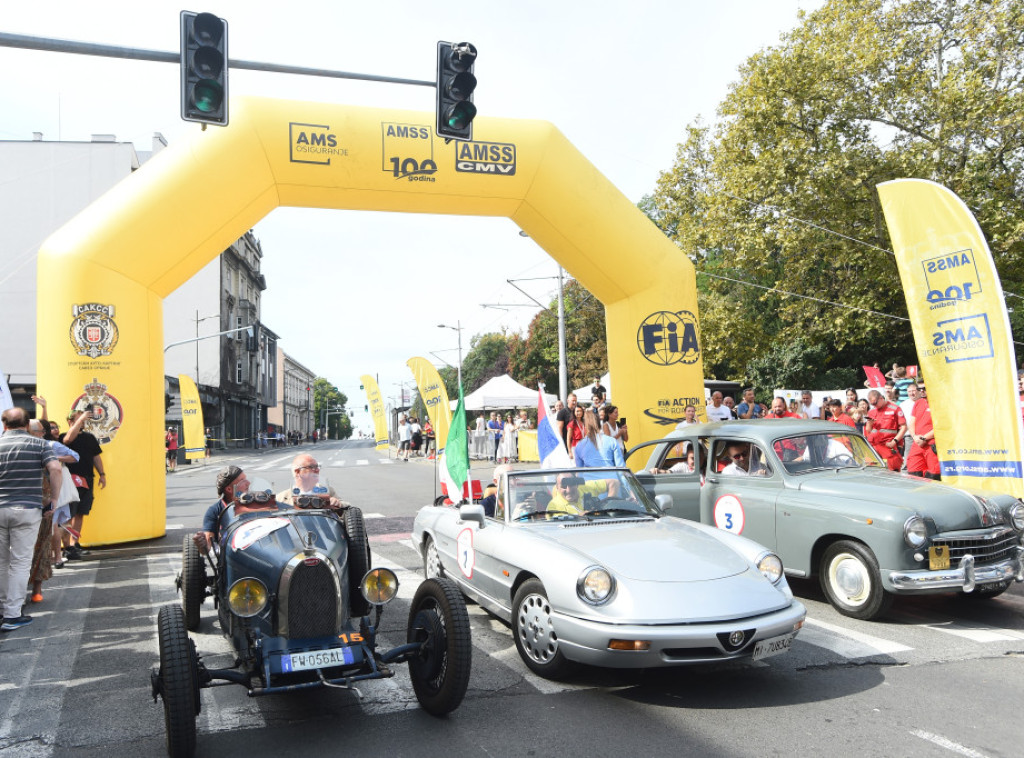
[294,464,320,473]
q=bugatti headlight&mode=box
[756,552,784,584]
[228,578,268,617]
[1009,501,1024,532]
[360,568,399,606]
[577,566,615,605]
[903,515,928,549]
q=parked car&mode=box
[412,467,805,679]
[628,419,1024,620]
[152,480,471,758]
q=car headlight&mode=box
[360,568,399,605]
[756,552,784,584]
[1010,502,1024,532]
[228,578,268,617]
[577,566,615,605]
[903,515,928,548]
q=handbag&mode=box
[59,466,82,506]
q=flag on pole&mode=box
[0,368,13,414]
[537,386,573,469]
[440,385,470,502]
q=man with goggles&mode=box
[194,465,250,554]
[276,454,343,510]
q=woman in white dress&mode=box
[501,414,517,462]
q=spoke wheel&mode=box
[344,507,372,618]
[512,579,571,679]
[407,577,472,716]
[423,537,444,579]
[157,604,198,758]
[180,536,205,631]
[820,540,893,620]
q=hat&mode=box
[216,465,244,497]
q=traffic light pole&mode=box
[0,32,434,87]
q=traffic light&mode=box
[436,41,477,141]
[180,11,229,126]
[364,405,369,412]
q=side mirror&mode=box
[459,503,486,528]
[655,493,673,512]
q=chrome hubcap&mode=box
[830,553,870,606]
[517,593,558,664]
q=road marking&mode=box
[166,523,186,530]
[356,459,369,466]
[897,610,1024,643]
[363,513,385,519]
[910,729,991,757]
[800,618,912,658]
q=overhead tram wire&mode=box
[717,190,1024,302]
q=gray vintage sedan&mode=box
[629,419,1024,620]
[412,467,806,678]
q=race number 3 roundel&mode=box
[713,495,745,534]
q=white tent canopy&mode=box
[570,372,611,404]
[451,374,557,411]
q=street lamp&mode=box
[194,310,219,383]
[437,320,463,390]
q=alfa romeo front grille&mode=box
[931,529,1018,566]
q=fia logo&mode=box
[636,310,700,366]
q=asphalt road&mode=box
[2,440,1023,758]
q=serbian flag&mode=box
[537,387,572,469]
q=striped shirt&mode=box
[0,430,57,509]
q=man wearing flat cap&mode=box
[193,465,249,554]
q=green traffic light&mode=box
[193,80,224,113]
[446,102,477,130]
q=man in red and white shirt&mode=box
[865,389,907,471]
[827,399,856,428]
[906,383,940,480]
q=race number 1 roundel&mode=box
[456,527,475,579]
[713,495,745,534]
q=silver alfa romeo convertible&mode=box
[412,467,806,678]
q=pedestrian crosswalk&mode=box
[2,539,1022,755]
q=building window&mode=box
[236,360,242,384]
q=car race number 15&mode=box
[713,495,745,534]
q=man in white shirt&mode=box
[799,391,824,420]
[721,442,769,476]
[674,405,698,431]
[706,392,733,422]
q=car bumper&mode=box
[888,547,1024,593]
[552,601,807,668]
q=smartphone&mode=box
[618,417,626,426]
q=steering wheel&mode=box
[825,453,856,467]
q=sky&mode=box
[1,0,822,433]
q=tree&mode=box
[312,377,350,439]
[460,332,515,393]
[650,0,1024,385]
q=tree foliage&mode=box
[313,377,351,439]
[649,0,1024,386]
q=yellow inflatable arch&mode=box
[37,97,703,544]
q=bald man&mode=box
[276,454,343,509]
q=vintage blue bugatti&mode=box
[151,482,471,758]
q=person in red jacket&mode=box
[906,383,940,480]
[827,399,856,428]
[765,397,801,419]
[865,389,907,471]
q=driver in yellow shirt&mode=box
[547,473,619,516]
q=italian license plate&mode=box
[752,632,795,661]
[929,545,950,570]
[281,647,355,673]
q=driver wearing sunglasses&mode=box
[721,442,769,476]
[276,454,343,509]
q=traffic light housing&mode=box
[436,41,477,141]
[180,11,229,126]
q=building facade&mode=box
[268,351,316,441]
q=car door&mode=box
[629,437,703,521]
[700,439,780,550]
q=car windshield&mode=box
[771,432,884,474]
[505,468,660,522]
